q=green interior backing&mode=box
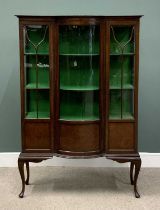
[25,55,49,88]
[110,26,135,54]
[25,90,50,119]
[25,25,49,54]
[59,25,99,54]
[60,90,99,121]
[60,55,99,90]
[110,55,134,89]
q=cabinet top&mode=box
[16,15,143,19]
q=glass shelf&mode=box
[26,83,49,89]
[60,85,99,91]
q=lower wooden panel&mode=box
[107,122,135,153]
[23,121,51,152]
[59,123,100,153]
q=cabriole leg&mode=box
[25,162,30,185]
[18,158,25,198]
[130,161,134,185]
[133,158,141,198]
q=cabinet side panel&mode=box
[59,124,100,152]
[23,122,51,152]
[108,122,135,153]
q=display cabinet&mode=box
[17,16,142,198]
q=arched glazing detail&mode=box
[109,26,135,120]
[23,25,50,119]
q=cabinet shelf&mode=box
[110,84,134,90]
[110,53,135,56]
[109,113,134,120]
[26,83,50,89]
[24,52,49,56]
[60,85,99,91]
[25,111,50,119]
[59,116,99,121]
[60,53,99,56]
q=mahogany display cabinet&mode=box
[17,15,142,198]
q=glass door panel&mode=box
[23,25,50,119]
[59,25,99,54]
[110,55,134,89]
[25,25,49,54]
[25,55,49,89]
[59,25,100,121]
[109,90,121,119]
[122,90,134,119]
[60,90,99,121]
[110,26,135,54]
[109,26,135,120]
[25,90,50,119]
[60,56,99,90]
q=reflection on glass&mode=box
[59,25,99,55]
[59,25,100,121]
[109,26,135,120]
[23,25,50,119]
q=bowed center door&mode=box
[54,18,105,156]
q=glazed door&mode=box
[55,18,104,156]
[20,22,53,152]
[106,20,139,153]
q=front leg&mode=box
[25,162,30,185]
[130,162,134,185]
[133,158,141,198]
[18,158,25,198]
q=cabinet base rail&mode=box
[18,153,141,198]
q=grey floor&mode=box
[0,167,160,210]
